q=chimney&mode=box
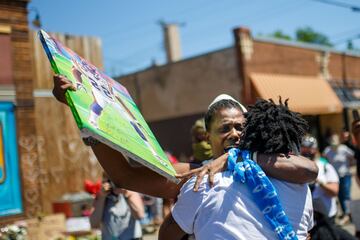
[163,24,182,63]
[233,26,253,104]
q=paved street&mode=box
[143,229,159,240]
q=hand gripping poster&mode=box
[38,30,177,182]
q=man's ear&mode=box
[205,131,210,143]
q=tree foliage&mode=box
[269,27,333,47]
[270,30,292,41]
[295,27,333,47]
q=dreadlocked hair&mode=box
[205,99,244,131]
[238,97,308,154]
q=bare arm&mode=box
[121,189,145,219]
[257,153,318,184]
[318,182,338,197]
[159,214,187,240]
[177,152,319,191]
[91,143,183,199]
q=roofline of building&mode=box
[115,35,360,80]
[115,45,234,79]
[343,101,360,108]
[253,35,360,58]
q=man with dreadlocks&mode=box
[159,96,313,240]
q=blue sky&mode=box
[28,0,360,76]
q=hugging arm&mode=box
[257,153,318,184]
[178,153,318,191]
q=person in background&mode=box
[90,174,144,240]
[140,194,163,233]
[190,118,213,164]
[341,128,358,167]
[302,135,339,222]
[341,128,360,186]
[301,135,357,240]
[350,115,360,240]
[323,134,355,225]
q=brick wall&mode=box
[118,47,240,122]
[248,41,320,76]
[0,0,43,223]
[117,47,240,158]
[234,28,360,102]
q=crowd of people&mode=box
[53,74,360,239]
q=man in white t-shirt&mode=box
[159,97,313,240]
[301,135,339,220]
[323,134,355,223]
[302,136,357,240]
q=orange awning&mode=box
[250,73,343,115]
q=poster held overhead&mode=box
[38,30,177,183]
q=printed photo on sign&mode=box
[38,30,177,182]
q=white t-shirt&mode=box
[323,144,354,177]
[172,171,313,240]
[312,159,339,218]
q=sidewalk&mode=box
[143,229,159,240]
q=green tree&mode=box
[295,27,333,47]
[270,30,292,41]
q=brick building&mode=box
[0,0,40,223]
[0,0,103,224]
[117,26,360,159]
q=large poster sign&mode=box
[38,30,177,182]
[0,102,22,216]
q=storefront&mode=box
[249,73,344,150]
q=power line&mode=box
[182,0,305,43]
[105,40,163,64]
[330,26,360,39]
[333,32,360,45]
[100,0,210,39]
[310,0,360,12]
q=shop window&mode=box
[0,26,13,85]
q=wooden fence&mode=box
[29,31,103,214]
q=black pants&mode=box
[310,212,356,240]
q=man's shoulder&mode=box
[339,144,349,150]
[339,144,353,151]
